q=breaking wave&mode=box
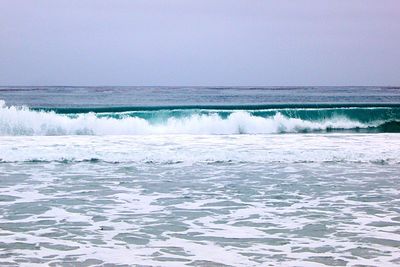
[0,100,399,135]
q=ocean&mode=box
[0,86,400,266]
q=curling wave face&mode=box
[1,100,400,135]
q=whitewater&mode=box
[1,87,400,267]
[1,100,399,135]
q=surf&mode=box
[1,100,400,136]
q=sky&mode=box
[0,0,399,86]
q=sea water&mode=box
[0,87,400,266]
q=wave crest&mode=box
[0,100,391,136]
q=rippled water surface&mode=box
[0,134,400,266]
[1,87,400,266]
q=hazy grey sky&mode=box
[0,0,399,86]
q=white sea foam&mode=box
[0,134,399,164]
[1,153,400,266]
[0,100,370,135]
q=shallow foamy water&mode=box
[0,134,400,266]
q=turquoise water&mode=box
[1,102,400,135]
[0,87,400,266]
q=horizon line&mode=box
[1,85,399,88]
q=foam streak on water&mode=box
[1,87,400,266]
[0,134,400,266]
[0,134,399,164]
[0,160,399,266]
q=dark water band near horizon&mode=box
[1,86,400,108]
[0,87,400,266]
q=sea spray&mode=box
[2,100,398,135]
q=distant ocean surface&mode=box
[1,87,400,266]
